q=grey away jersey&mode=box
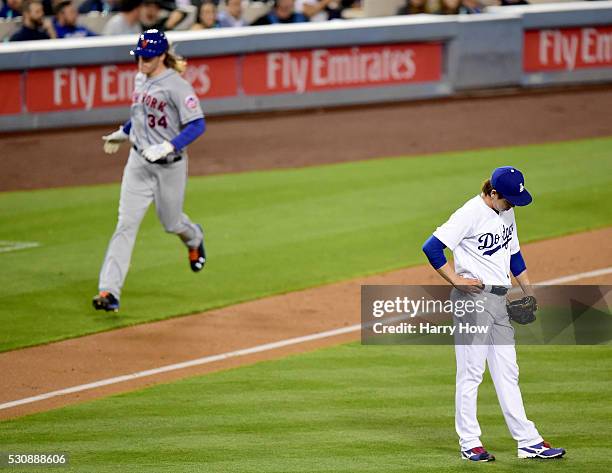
[130,69,204,155]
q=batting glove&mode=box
[142,141,175,163]
[102,126,129,154]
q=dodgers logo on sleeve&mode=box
[478,223,514,256]
[184,95,199,110]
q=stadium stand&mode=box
[0,0,595,42]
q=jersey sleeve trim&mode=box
[510,250,527,277]
[170,117,205,151]
[422,235,447,270]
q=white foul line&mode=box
[0,325,360,411]
[1,266,611,412]
[0,241,40,254]
[534,267,612,285]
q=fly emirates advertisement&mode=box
[524,26,612,72]
[0,42,442,115]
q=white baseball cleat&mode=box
[518,441,566,459]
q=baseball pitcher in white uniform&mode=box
[422,166,566,462]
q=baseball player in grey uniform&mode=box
[93,29,206,313]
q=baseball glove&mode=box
[507,296,537,325]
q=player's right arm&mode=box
[422,202,482,293]
[422,236,482,293]
[101,120,132,154]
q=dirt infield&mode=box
[1,228,611,420]
[2,86,612,192]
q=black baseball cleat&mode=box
[92,291,120,312]
[189,224,206,272]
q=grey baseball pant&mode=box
[98,148,202,298]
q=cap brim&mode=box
[130,48,162,58]
[505,189,532,206]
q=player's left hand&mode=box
[142,141,175,162]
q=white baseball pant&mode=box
[451,289,543,451]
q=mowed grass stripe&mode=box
[0,343,610,472]
[1,136,611,350]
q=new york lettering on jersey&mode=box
[133,91,168,113]
[133,90,169,129]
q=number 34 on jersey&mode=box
[133,90,168,129]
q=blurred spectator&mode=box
[436,0,459,14]
[397,0,429,15]
[186,0,219,10]
[0,0,22,18]
[251,0,308,25]
[500,0,528,4]
[295,0,340,21]
[190,0,219,29]
[102,0,143,34]
[217,0,245,27]
[41,0,53,15]
[53,0,97,37]
[10,0,56,40]
[459,0,483,13]
[78,0,119,14]
[140,0,186,31]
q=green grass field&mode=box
[2,136,612,472]
[1,137,611,351]
[1,343,610,472]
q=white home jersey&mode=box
[433,195,520,285]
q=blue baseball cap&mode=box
[491,166,532,206]
[130,29,169,58]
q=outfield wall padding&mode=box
[0,1,611,132]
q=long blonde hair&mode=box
[164,50,187,74]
